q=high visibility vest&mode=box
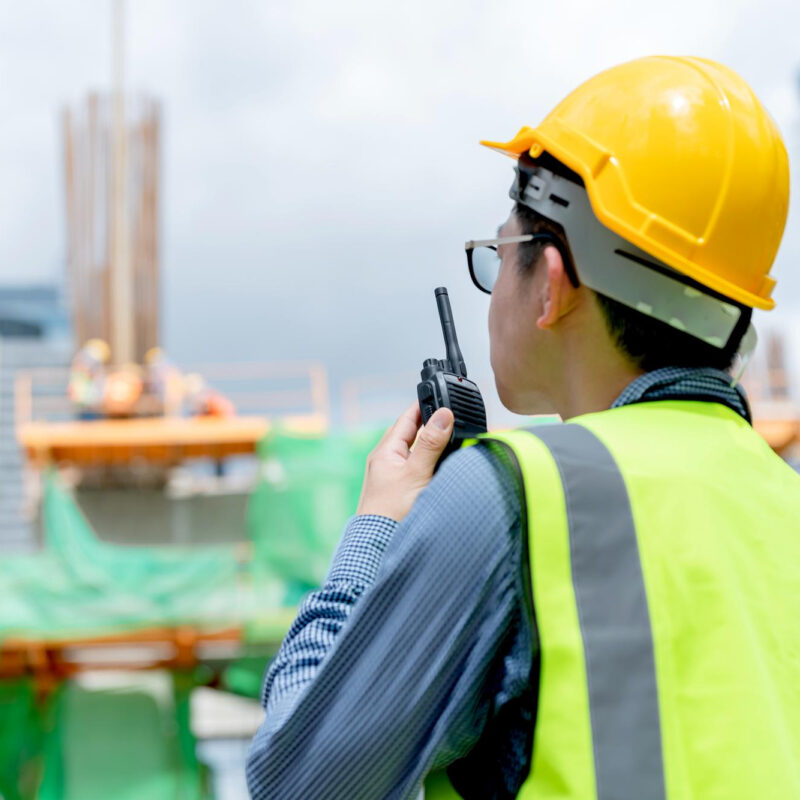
[424,400,800,799]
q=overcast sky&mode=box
[1,0,799,420]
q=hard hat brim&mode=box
[480,123,778,311]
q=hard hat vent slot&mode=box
[511,159,750,350]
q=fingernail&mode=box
[431,408,451,431]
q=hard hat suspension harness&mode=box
[511,155,755,360]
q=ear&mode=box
[536,245,578,330]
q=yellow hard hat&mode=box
[144,346,164,364]
[481,56,789,309]
[84,338,111,363]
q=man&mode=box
[247,56,800,799]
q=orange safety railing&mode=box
[340,371,419,429]
[740,332,799,456]
[15,361,331,467]
[15,361,330,427]
[341,371,519,432]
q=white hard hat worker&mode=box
[247,57,800,800]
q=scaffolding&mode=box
[63,92,160,365]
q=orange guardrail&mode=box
[14,361,330,467]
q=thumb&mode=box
[410,407,455,473]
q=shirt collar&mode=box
[611,366,752,424]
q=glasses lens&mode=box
[470,246,500,293]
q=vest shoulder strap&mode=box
[479,423,667,800]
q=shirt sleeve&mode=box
[246,443,528,800]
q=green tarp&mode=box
[0,678,45,800]
[0,475,285,641]
[246,426,383,604]
[0,425,382,797]
[0,426,383,640]
[37,676,209,800]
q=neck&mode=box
[548,317,644,420]
[559,357,643,419]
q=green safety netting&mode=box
[0,424,382,797]
[0,426,383,640]
[0,678,45,800]
[221,425,384,699]
[246,426,384,605]
[0,477,286,640]
[0,672,217,800]
[36,675,209,800]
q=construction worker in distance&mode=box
[144,347,185,416]
[247,56,800,799]
[68,338,110,420]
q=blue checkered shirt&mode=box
[246,367,749,799]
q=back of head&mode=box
[481,56,790,372]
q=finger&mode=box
[408,407,454,474]
[385,402,423,457]
[374,402,419,449]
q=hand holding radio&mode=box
[356,287,486,521]
[416,287,488,461]
[355,402,454,521]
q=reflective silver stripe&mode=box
[527,423,666,800]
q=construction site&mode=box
[2,2,800,799]
[1,6,383,797]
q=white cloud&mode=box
[1,0,798,407]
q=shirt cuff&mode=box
[326,514,398,587]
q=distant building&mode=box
[0,284,71,342]
[0,282,71,551]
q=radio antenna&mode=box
[435,287,467,378]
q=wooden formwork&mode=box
[63,92,160,366]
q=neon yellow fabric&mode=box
[427,400,800,798]
[566,401,800,798]
[489,429,597,800]
[423,769,463,799]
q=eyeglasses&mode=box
[465,233,563,294]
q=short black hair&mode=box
[513,155,750,372]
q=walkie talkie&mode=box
[417,287,487,458]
